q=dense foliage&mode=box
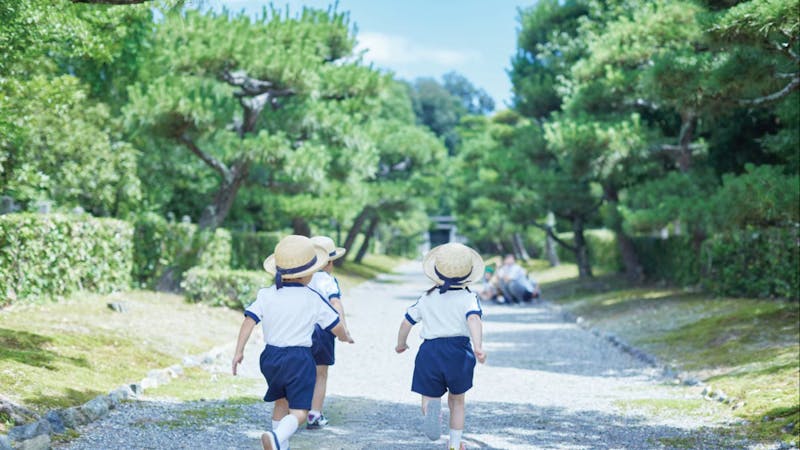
[181,267,268,309]
[132,213,231,289]
[451,0,799,299]
[0,214,133,303]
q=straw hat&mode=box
[263,235,330,285]
[423,243,484,292]
[310,236,346,261]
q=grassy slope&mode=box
[530,261,799,446]
[0,254,405,433]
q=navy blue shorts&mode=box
[311,325,336,366]
[412,336,476,397]
[259,345,315,410]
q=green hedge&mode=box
[181,267,270,309]
[0,213,133,304]
[632,235,700,286]
[132,213,231,288]
[556,229,623,273]
[230,231,281,270]
[700,228,799,299]
[634,228,798,299]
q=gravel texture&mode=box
[60,263,775,450]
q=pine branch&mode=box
[531,222,576,252]
[178,134,232,183]
[740,76,800,106]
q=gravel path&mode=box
[61,263,763,449]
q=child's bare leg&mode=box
[447,393,466,449]
[421,395,442,440]
[310,365,328,414]
[272,398,289,422]
[448,393,465,429]
[421,395,437,414]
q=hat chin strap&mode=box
[434,267,472,294]
[275,255,318,289]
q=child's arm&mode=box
[330,320,354,343]
[467,315,487,363]
[232,316,257,375]
[329,297,352,341]
[395,318,413,353]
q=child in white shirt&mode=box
[306,235,352,429]
[396,243,487,450]
[232,235,354,450]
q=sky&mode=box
[208,0,533,108]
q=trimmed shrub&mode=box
[556,229,623,273]
[0,213,133,304]
[632,235,700,286]
[701,228,799,299]
[132,213,231,288]
[230,231,281,270]
[633,228,799,299]
[181,267,270,309]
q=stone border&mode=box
[546,301,755,412]
[0,347,227,450]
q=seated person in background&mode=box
[496,254,540,304]
[477,266,504,304]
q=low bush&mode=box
[557,229,622,273]
[701,227,799,299]
[181,267,270,309]
[230,231,282,270]
[132,213,231,288]
[0,213,133,304]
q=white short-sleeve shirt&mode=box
[244,283,340,347]
[405,288,483,340]
[497,263,525,281]
[309,271,341,302]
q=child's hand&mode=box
[231,352,244,375]
[395,343,409,353]
[474,347,487,364]
[339,330,355,343]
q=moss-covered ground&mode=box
[529,260,799,446]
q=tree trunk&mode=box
[355,216,379,264]
[604,187,643,281]
[198,163,249,230]
[513,232,530,261]
[291,217,311,237]
[544,212,560,267]
[572,216,593,278]
[676,110,697,173]
[336,206,372,267]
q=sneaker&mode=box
[306,413,329,430]
[447,443,467,450]
[422,398,441,440]
[260,431,280,450]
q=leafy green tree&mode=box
[442,71,495,115]
[337,81,447,264]
[1,0,147,216]
[125,7,383,230]
[407,77,466,152]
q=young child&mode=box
[306,235,352,429]
[395,243,487,450]
[232,235,354,450]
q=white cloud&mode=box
[356,31,479,68]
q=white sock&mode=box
[449,429,463,449]
[309,409,321,420]
[274,415,299,444]
[272,420,280,430]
